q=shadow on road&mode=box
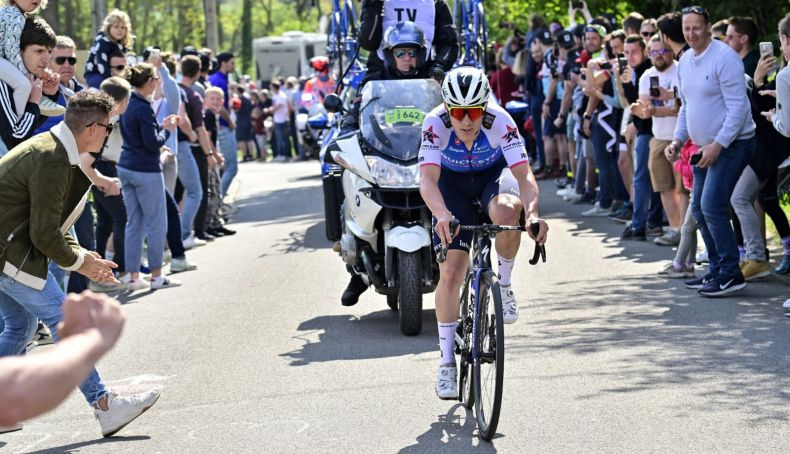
[509,274,790,423]
[399,404,500,453]
[281,309,439,366]
[26,435,151,454]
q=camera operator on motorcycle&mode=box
[419,67,548,398]
[359,0,458,77]
[338,21,448,306]
[301,56,336,112]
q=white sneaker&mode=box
[696,249,709,264]
[150,276,181,290]
[565,191,583,202]
[170,257,197,273]
[127,278,150,291]
[39,96,66,116]
[182,235,207,250]
[95,389,160,438]
[0,424,22,434]
[435,364,458,400]
[783,298,790,317]
[582,202,614,217]
[500,285,519,324]
[89,280,129,293]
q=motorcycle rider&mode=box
[339,21,442,306]
[359,0,458,76]
[419,67,548,398]
[301,56,336,111]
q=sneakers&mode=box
[658,263,695,278]
[774,256,790,275]
[500,285,519,324]
[572,192,596,205]
[685,273,715,289]
[127,278,150,291]
[89,280,129,293]
[646,225,664,237]
[582,202,614,217]
[783,298,790,317]
[621,226,646,241]
[608,207,633,224]
[341,274,368,306]
[95,389,161,438]
[182,234,207,250]
[740,260,771,281]
[698,273,746,297]
[653,228,680,246]
[29,321,53,345]
[435,364,458,400]
[170,257,198,273]
[695,249,709,264]
[39,96,66,116]
[150,276,182,290]
[565,191,584,202]
[0,424,22,434]
[213,226,237,236]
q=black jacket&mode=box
[622,59,653,136]
[359,0,458,73]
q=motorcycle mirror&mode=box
[323,94,344,113]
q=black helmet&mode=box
[382,21,427,75]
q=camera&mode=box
[599,62,613,70]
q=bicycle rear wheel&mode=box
[458,272,474,408]
[473,270,504,441]
[474,2,489,69]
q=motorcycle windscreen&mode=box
[359,79,443,162]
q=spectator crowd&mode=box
[0,0,789,440]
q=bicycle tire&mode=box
[458,272,474,408]
[473,269,504,441]
[474,2,489,69]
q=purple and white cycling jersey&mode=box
[418,102,528,174]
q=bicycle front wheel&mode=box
[473,270,504,441]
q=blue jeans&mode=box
[165,190,186,260]
[117,167,167,273]
[218,127,238,197]
[0,138,8,157]
[93,161,127,273]
[631,134,654,230]
[177,141,203,239]
[691,138,756,277]
[529,94,545,166]
[0,273,107,405]
[274,122,289,159]
[591,122,619,209]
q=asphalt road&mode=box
[2,160,789,453]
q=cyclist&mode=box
[340,21,443,306]
[359,0,458,76]
[301,56,336,111]
[418,67,548,399]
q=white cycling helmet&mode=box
[441,66,491,107]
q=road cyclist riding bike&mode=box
[418,66,548,399]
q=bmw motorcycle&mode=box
[323,78,443,336]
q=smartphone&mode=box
[617,54,627,72]
[649,76,660,98]
[759,41,774,58]
[673,86,679,98]
[689,153,702,166]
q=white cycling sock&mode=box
[497,255,515,286]
[438,321,457,365]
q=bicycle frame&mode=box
[453,0,487,68]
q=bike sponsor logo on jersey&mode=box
[482,112,496,129]
[422,125,438,145]
[501,125,519,144]
[439,112,451,128]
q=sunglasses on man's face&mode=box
[447,104,486,121]
[648,48,672,57]
[87,122,114,135]
[641,31,654,37]
[111,64,126,71]
[681,6,709,22]
[54,56,77,66]
[393,49,417,59]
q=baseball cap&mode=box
[181,45,199,57]
[584,24,607,39]
[557,30,575,49]
[536,28,553,45]
[575,49,591,65]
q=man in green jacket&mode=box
[0,91,161,438]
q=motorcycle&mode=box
[323,78,443,336]
[295,93,331,160]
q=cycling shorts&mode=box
[433,160,521,254]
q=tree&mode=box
[241,0,253,74]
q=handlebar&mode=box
[436,218,547,265]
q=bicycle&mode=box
[326,0,361,83]
[452,0,489,68]
[438,216,546,441]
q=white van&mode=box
[253,31,327,83]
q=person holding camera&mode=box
[667,6,755,297]
[539,32,573,181]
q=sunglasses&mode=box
[681,6,709,21]
[54,56,77,65]
[648,48,672,57]
[87,122,114,135]
[393,49,417,59]
[111,64,126,71]
[641,31,654,37]
[446,104,486,121]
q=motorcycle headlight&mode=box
[365,156,420,188]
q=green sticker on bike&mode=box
[384,108,425,124]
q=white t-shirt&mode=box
[639,62,680,141]
[271,90,289,124]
